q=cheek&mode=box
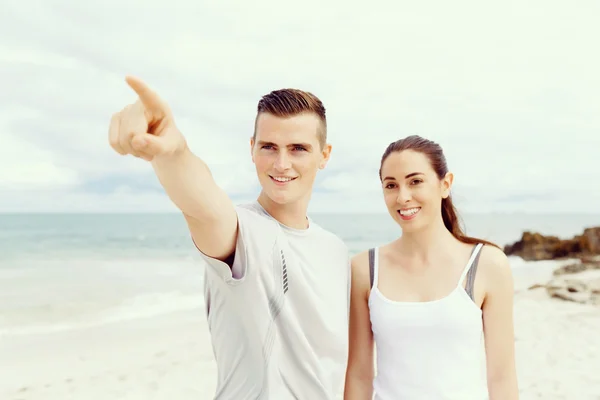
[295,156,319,174]
[253,154,271,171]
[383,191,397,206]
[415,187,441,206]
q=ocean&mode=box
[1,212,599,337]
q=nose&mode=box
[396,187,412,204]
[273,151,291,171]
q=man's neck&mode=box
[257,192,310,230]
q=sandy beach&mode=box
[1,262,599,400]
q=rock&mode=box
[528,283,545,290]
[545,278,598,304]
[579,255,600,263]
[583,227,600,253]
[504,227,600,261]
[553,261,600,276]
[589,279,600,295]
[531,265,600,305]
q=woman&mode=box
[344,135,519,399]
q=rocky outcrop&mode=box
[504,227,600,261]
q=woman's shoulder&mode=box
[477,243,513,287]
[351,249,371,274]
[351,243,391,271]
[478,243,510,268]
[350,248,377,291]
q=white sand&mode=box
[0,310,217,400]
[1,267,599,400]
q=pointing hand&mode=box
[109,76,187,161]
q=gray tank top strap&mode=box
[465,244,483,301]
[368,248,375,288]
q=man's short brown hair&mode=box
[253,88,327,148]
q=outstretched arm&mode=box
[109,76,238,263]
[481,246,519,400]
[344,252,375,400]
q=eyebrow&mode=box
[382,172,424,181]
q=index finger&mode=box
[125,75,168,116]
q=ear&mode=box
[250,137,255,163]
[441,172,454,199]
[319,143,333,169]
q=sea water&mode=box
[1,212,598,336]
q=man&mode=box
[108,76,350,399]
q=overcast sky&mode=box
[1,0,598,213]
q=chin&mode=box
[259,176,313,207]
[390,211,428,233]
[264,188,297,205]
[268,194,291,205]
[397,222,422,233]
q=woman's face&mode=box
[380,150,452,233]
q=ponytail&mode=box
[442,196,500,249]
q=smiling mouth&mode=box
[397,207,421,220]
[270,175,298,184]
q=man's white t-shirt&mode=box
[199,202,351,400]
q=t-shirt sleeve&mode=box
[194,206,260,284]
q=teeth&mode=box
[272,176,294,182]
[400,207,420,216]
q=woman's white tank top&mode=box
[368,243,488,400]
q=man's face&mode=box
[251,112,331,206]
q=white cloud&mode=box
[0,109,80,190]
[1,0,599,213]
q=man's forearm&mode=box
[488,376,519,400]
[344,374,374,400]
[151,148,229,221]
